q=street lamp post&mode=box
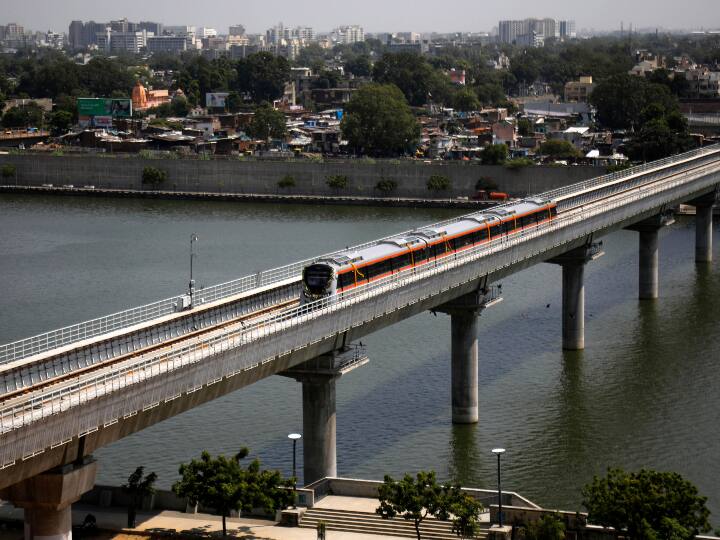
[189,233,198,307]
[288,433,302,509]
[492,448,506,526]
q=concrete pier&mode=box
[301,376,337,484]
[549,243,603,351]
[690,191,718,263]
[280,348,368,485]
[0,460,97,540]
[450,310,479,424]
[437,286,503,424]
[626,213,674,300]
[696,204,714,263]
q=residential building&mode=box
[564,76,595,102]
[332,25,364,44]
[685,68,720,97]
[198,27,217,38]
[498,18,573,46]
[138,21,163,35]
[97,30,152,53]
[559,20,576,39]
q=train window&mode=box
[455,234,474,249]
[431,243,444,258]
[393,253,412,269]
[505,219,516,232]
[550,206,558,217]
[478,228,489,241]
[369,260,392,278]
[414,248,429,262]
[489,225,501,237]
[338,272,354,289]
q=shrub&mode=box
[142,166,168,186]
[522,514,566,540]
[427,174,451,192]
[375,178,398,193]
[326,175,349,190]
[607,162,631,173]
[505,157,534,170]
[278,175,296,188]
[475,176,498,191]
[1,164,16,179]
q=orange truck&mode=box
[472,190,509,201]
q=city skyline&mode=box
[1,0,719,35]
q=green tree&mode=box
[49,110,73,134]
[627,115,694,162]
[341,83,420,157]
[427,175,451,192]
[523,514,566,540]
[538,140,579,159]
[142,167,168,187]
[122,467,157,528]
[447,489,484,539]
[581,468,712,540]
[1,164,17,180]
[173,448,293,538]
[517,118,533,137]
[248,104,286,140]
[225,91,243,113]
[345,55,372,77]
[326,175,349,190]
[481,144,508,165]
[451,88,480,112]
[375,178,398,193]
[2,103,44,128]
[171,95,190,117]
[377,471,449,540]
[373,53,448,107]
[236,52,291,103]
[278,175,296,188]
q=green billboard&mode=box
[77,98,132,118]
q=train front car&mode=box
[301,262,337,304]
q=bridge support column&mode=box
[689,190,718,263]
[280,347,368,485]
[436,285,503,424]
[626,213,674,300]
[0,460,97,540]
[548,242,604,351]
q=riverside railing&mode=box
[1,145,718,367]
[1,154,717,462]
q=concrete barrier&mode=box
[0,153,604,199]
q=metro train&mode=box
[301,198,558,303]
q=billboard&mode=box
[206,92,229,109]
[77,98,132,118]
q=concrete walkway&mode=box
[0,500,412,540]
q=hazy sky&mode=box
[2,0,719,34]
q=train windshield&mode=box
[303,264,334,295]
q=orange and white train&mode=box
[301,198,558,302]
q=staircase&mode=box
[300,507,490,540]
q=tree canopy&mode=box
[173,448,293,538]
[373,53,450,107]
[581,468,712,540]
[122,467,157,528]
[235,52,291,103]
[247,103,287,140]
[341,83,420,157]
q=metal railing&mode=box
[1,145,718,367]
[2,152,717,451]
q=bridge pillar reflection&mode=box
[690,190,718,263]
[280,347,368,485]
[626,212,675,300]
[436,285,503,424]
[0,459,97,540]
[548,242,604,351]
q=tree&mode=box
[517,118,533,137]
[236,52,291,103]
[341,83,421,157]
[538,140,579,159]
[173,448,293,538]
[451,88,480,112]
[581,468,712,540]
[49,110,73,134]
[427,175,451,192]
[247,104,286,141]
[122,467,157,528]
[171,95,190,117]
[447,489,484,539]
[225,91,243,113]
[626,114,695,162]
[523,514,566,540]
[1,103,44,128]
[377,471,448,540]
[326,175,349,190]
[373,53,447,107]
[481,144,508,165]
[142,167,168,187]
[345,55,372,77]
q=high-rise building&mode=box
[147,36,187,54]
[198,27,217,38]
[559,20,577,39]
[498,18,568,46]
[69,20,84,49]
[138,21,163,36]
[229,24,246,36]
[332,25,364,44]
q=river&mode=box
[1,194,718,522]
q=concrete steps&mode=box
[300,507,489,540]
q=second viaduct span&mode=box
[1,147,719,540]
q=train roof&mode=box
[315,198,552,269]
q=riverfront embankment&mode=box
[0,152,603,200]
